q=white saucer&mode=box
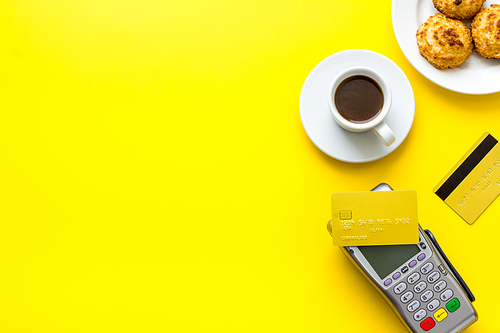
[299,49,415,163]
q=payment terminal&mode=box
[327,183,477,332]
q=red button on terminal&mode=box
[420,317,435,331]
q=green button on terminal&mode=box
[446,298,460,313]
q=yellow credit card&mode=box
[331,190,418,246]
[434,133,500,224]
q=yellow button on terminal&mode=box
[434,308,448,322]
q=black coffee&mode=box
[334,75,384,123]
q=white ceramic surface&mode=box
[327,66,396,146]
[299,49,415,163]
[392,0,500,95]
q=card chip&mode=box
[339,210,352,220]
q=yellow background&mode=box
[1,1,499,332]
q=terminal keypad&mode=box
[390,258,462,332]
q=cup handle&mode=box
[372,121,396,146]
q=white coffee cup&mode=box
[327,67,396,146]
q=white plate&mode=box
[392,0,500,95]
[299,49,415,163]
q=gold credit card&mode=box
[331,190,418,246]
[434,133,500,224]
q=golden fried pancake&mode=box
[416,14,473,69]
[471,4,500,59]
[433,0,485,19]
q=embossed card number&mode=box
[331,190,419,246]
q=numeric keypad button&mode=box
[427,271,440,283]
[394,282,407,295]
[401,291,414,304]
[420,262,434,275]
[408,272,420,284]
[407,300,420,312]
[440,289,454,302]
[434,280,447,293]
[427,299,440,311]
[414,309,427,321]
[420,290,434,302]
[413,281,427,293]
